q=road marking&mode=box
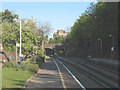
[56,59,86,90]
[53,60,67,90]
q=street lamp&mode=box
[98,38,102,57]
[14,19,22,65]
[16,43,20,61]
[109,34,114,58]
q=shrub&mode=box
[3,60,18,68]
[28,57,37,64]
[25,64,39,73]
[12,46,16,51]
[4,47,12,51]
[58,50,63,55]
[36,56,45,63]
[21,61,29,71]
[29,57,34,63]
[2,62,11,68]
[3,58,40,73]
[37,49,45,57]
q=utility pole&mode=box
[19,20,22,65]
[14,18,27,65]
[14,19,22,65]
[109,35,114,58]
[98,38,102,57]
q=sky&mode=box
[2,2,97,38]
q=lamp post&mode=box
[16,43,20,61]
[19,20,22,65]
[109,35,114,58]
[14,19,22,65]
[98,38,102,57]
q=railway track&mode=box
[71,59,118,75]
[57,57,119,88]
[70,58,119,81]
[86,58,119,72]
[71,59,118,87]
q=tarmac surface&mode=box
[26,58,81,88]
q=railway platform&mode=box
[26,58,82,89]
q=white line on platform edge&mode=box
[56,59,86,90]
[53,60,67,89]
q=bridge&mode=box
[44,43,62,56]
[43,43,62,49]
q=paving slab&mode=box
[26,58,81,88]
[26,59,62,88]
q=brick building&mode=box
[53,29,67,39]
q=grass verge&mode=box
[2,56,44,88]
[2,67,34,88]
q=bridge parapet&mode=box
[44,43,62,49]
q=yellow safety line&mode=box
[59,72,67,89]
[54,60,67,90]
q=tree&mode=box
[1,10,39,59]
[55,36,64,43]
[1,9,19,22]
[2,17,39,58]
[63,2,118,59]
[36,22,51,48]
[1,9,52,60]
[44,35,49,44]
[2,21,19,51]
[49,38,55,44]
[20,18,38,56]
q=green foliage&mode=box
[25,64,39,73]
[36,56,44,68]
[28,57,34,63]
[1,9,50,59]
[20,61,29,71]
[4,47,13,51]
[55,36,64,43]
[3,59,39,73]
[2,67,34,88]
[37,48,45,57]
[3,60,18,68]
[49,38,55,44]
[1,9,19,22]
[58,50,63,55]
[63,2,118,58]
[44,35,49,44]
[2,18,39,54]
[49,36,65,44]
